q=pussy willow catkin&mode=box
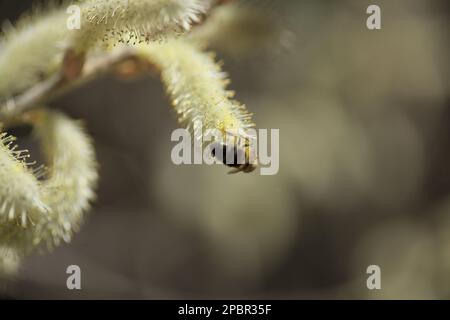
[0,109,98,253]
[0,7,67,99]
[75,0,212,51]
[0,0,259,276]
[31,110,98,249]
[0,131,49,226]
[137,39,255,138]
[0,0,212,101]
[137,39,257,172]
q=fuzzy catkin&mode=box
[24,111,98,248]
[0,110,98,252]
[0,131,48,226]
[137,39,255,139]
[73,0,212,51]
[33,110,98,249]
[0,0,213,101]
[0,8,67,100]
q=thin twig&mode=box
[0,0,231,120]
[0,48,139,119]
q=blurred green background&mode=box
[0,0,449,299]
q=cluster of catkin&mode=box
[0,0,256,276]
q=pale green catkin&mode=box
[0,110,98,253]
[75,0,213,51]
[0,0,258,268]
[0,131,49,227]
[137,39,255,139]
[0,7,67,99]
[33,110,98,249]
[0,0,213,101]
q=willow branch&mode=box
[0,0,232,119]
[0,48,139,119]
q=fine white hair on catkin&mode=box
[0,0,213,101]
[73,0,213,51]
[30,109,99,250]
[137,39,255,140]
[0,131,49,227]
[0,6,67,100]
[0,109,98,253]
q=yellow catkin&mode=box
[0,0,212,101]
[0,110,98,252]
[73,0,212,51]
[30,110,98,249]
[0,7,67,99]
[137,39,255,138]
[0,130,48,226]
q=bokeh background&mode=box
[0,0,449,299]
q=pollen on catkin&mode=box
[0,110,98,253]
[73,0,213,51]
[137,39,258,172]
[137,39,255,139]
[0,0,213,102]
